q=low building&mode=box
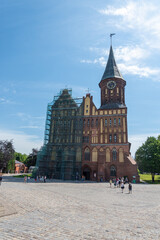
[15,160,28,173]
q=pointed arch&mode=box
[84,147,90,161]
[112,148,117,161]
[106,148,110,162]
[76,147,81,162]
[119,148,124,162]
[64,147,68,161]
[92,148,98,162]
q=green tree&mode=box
[135,136,160,182]
[0,140,15,172]
[7,152,28,173]
[14,152,28,163]
[24,148,38,169]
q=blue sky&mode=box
[0,0,160,156]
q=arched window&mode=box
[84,147,90,161]
[118,118,121,125]
[110,165,116,176]
[76,147,81,162]
[114,134,117,143]
[91,119,94,127]
[112,148,117,161]
[119,148,124,162]
[92,148,97,162]
[106,148,110,162]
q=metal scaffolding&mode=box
[37,89,83,180]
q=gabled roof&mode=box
[53,89,78,109]
[15,160,24,165]
[101,46,123,81]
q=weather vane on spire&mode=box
[110,33,116,46]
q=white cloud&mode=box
[118,63,160,78]
[0,129,43,154]
[114,46,148,63]
[80,57,106,66]
[0,97,16,104]
[88,45,148,63]
[81,2,160,79]
[19,126,42,129]
[99,1,160,49]
[15,113,45,120]
[129,133,159,157]
[99,2,136,17]
[81,45,160,79]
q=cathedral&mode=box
[37,42,139,182]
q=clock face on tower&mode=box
[107,80,116,89]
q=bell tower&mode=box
[99,37,126,109]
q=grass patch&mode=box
[140,173,160,184]
[13,173,32,178]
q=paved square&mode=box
[0,176,160,240]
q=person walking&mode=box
[44,176,46,183]
[116,179,119,188]
[114,178,116,188]
[109,179,112,188]
[118,178,121,188]
[128,182,132,194]
[0,176,2,185]
[121,182,125,193]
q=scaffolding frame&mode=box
[37,89,83,180]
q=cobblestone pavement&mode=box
[0,176,160,240]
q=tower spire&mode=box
[101,34,123,81]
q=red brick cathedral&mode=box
[82,45,139,182]
[37,43,139,182]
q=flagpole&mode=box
[110,33,116,46]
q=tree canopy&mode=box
[24,148,38,169]
[7,148,38,173]
[0,140,15,172]
[7,152,28,173]
[135,136,160,182]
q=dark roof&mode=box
[101,46,123,81]
[99,102,126,110]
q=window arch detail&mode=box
[106,148,110,162]
[119,148,124,162]
[84,147,90,161]
[112,148,117,161]
[92,148,98,162]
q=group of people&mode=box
[24,175,47,183]
[24,175,30,183]
[35,175,47,183]
[109,177,132,193]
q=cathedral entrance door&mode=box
[83,167,90,180]
[110,165,116,177]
